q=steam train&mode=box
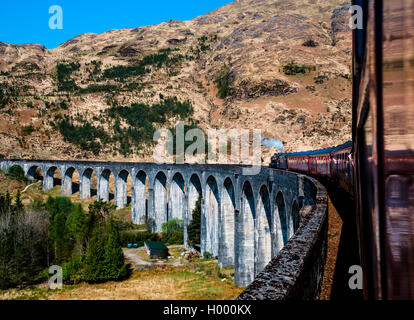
[270,141,353,194]
[271,0,414,300]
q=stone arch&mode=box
[204,175,220,257]
[276,191,288,245]
[292,200,300,234]
[153,171,168,232]
[81,168,97,199]
[99,169,114,202]
[187,173,202,222]
[219,177,236,268]
[116,169,132,209]
[133,170,148,225]
[27,165,43,181]
[236,181,255,286]
[63,167,80,196]
[44,166,62,190]
[255,185,272,275]
[169,172,185,221]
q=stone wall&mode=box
[237,177,328,300]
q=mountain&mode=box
[0,0,352,163]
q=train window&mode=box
[387,176,403,201]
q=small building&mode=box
[144,241,169,259]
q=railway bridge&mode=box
[0,159,328,298]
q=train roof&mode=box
[276,140,353,157]
[331,140,353,153]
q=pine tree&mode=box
[13,190,23,214]
[66,203,87,257]
[5,192,11,211]
[0,194,6,217]
[83,227,106,283]
[67,204,86,239]
[187,194,201,246]
[103,220,126,280]
[50,211,70,264]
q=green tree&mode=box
[103,220,129,280]
[88,199,115,221]
[13,190,23,214]
[66,203,87,257]
[187,194,201,246]
[7,165,26,182]
[46,196,74,219]
[49,211,70,264]
[67,203,86,239]
[82,227,106,283]
[46,197,74,264]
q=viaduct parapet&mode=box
[0,159,328,296]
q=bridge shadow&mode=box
[53,178,61,187]
[318,177,363,300]
[72,182,80,194]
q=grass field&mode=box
[0,263,243,300]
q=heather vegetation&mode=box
[57,62,80,92]
[55,117,109,155]
[53,96,194,156]
[0,87,9,109]
[0,83,17,109]
[282,61,316,75]
[215,63,232,99]
[102,51,185,81]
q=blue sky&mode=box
[0,0,233,49]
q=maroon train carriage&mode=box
[352,0,414,299]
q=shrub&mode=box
[162,218,184,237]
[119,231,160,247]
[7,165,26,182]
[302,39,319,47]
[283,61,315,75]
[55,117,108,155]
[215,64,232,99]
[57,62,80,92]
[167,231,184,245]
[21,123,35,137]
[62,256,83,282]
[0,86,10,109]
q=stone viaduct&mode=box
[0,159,328,296]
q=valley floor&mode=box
[0,247,242,300]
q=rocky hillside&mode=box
[0,0,352,163]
